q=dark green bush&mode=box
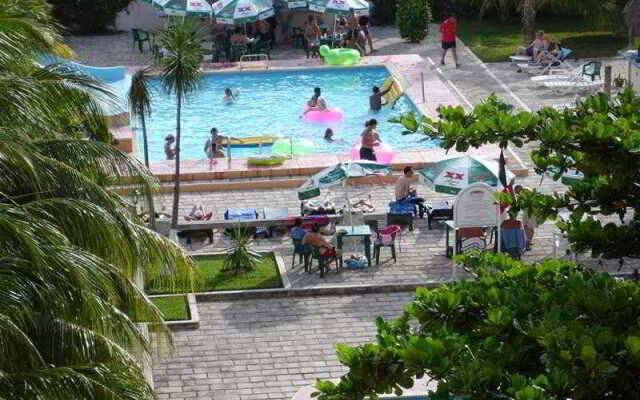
[314,252,640,400]
[371,0,397,26]
[396,0,431,43]
[48,0,133,33]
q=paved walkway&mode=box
[152,292,414,400]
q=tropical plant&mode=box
[128,67,157,231]
[396,0,432,43]
[394,90,640,260]
[372,0,397,25]
[314,252,640,400]
[223,228,262,275]
[158,18,204,229]
[48,0,134,33]
[0,0,195,398]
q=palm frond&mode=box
[159,17,204,101]
[128,67,154,118]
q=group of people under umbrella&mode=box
[143,0,372,54]
[296,155,538,264]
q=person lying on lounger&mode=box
[184,204,212,221]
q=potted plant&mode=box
[614,74,626,88]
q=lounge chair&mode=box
[517,48,572,75]
[531,61,602,85]
[542,76,602,94]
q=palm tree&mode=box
[0,1,195,398]
[158,18,204,229]
[128,67,157,231]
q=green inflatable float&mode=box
[319,45,361,66]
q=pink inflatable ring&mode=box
[303,107,344,123]
[351,139,394,165]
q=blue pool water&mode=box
[140,67,435,161]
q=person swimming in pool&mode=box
[223,88,238,103]
[369,85,392,111]
[324,128,334,141]
[305,87,328,114]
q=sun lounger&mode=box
[531,61,601,85]
[517,48,572,75]
[542,78,603,93]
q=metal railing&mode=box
[239,53,269,70]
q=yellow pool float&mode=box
[381,77,404,107]
[247,155,287,166]
[221,135,279,148]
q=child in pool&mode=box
[324,128,334,142]
[223,88,238,103]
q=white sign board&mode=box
[453,183,499,228]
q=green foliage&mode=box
[396,0,431,43]
[1,1,195,398]
[392,90,640,260]
[48,0,134,33]
[314,253,640,399]
[223,229,263,275]
[151,296,190,321]
[147,253,282,293]
[159,17,204,229]
[372,0,397,25]
[456,17,628,62]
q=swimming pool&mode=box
[140,66,436,161]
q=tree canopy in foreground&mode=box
[393,90,640,260]
[0,1,195,398]
[314,252,640,400]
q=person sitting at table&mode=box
[302,224,340,259]
[395,166,426,216]
[304,15,321,58]
[305,87,328,113]
[514,185,538,250]
[290,217,307,240]
[230,26,248,45]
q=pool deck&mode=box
[133,53,502,181]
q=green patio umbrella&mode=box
[560,169,584,186]
[212,0,275,24]
[418,156,515,195]
[284,0,308,9]
[150,0,213,17]
[307,0,369,16]
[298,161,391,228]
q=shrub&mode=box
[396,0,431,43]
[372,0,397,25]
[314,252,640,400]
[223,228,262,275]
[48,0,133,33]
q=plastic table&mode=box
[336,225,372,268]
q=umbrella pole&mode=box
[344,179,353,231]
[332,14,336,48]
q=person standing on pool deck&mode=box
[359,13,375,54]
[305,87,328,113]
[369,85,392,111]
[439,13,459,68]
[360,119,380,161]
[164,134,176,160]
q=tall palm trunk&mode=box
[171,91,182,229]
[141,114,150,167]
[140,114,157,231]
[522,0,536,44]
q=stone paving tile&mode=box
[152,291,415,400]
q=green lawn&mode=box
[151,296,190,321]
[147,253,282,294]
[456,18,627,62]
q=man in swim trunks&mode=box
[306,87,328,113]
[304,15,321,58]
[358,14,374,54]
[302,224,340,260]
[369,85,392,111]
[360,119,380,161]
